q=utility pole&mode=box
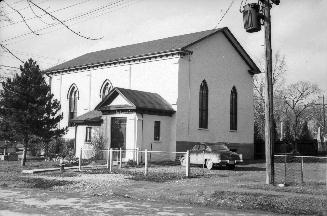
[242,0,279,185]
[262,0,274,185]
[323,95,326,138]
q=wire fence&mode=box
[78,148,191,177]
[274,154,327,187]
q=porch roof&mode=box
[70,110,102,125]
[96,87,175,116]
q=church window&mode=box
[154,121,160,141]
[100,79,113,99]
[85,127,92,142]
[68,84,79,124]
[199,80,208,129]
[230,86,237,130]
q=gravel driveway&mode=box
[0,187,275,216]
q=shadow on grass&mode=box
[234,166,266,171]
[21,177,73,189]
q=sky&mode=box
[0,0,326,93]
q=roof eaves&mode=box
[44,49,187,74]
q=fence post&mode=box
[106,145,110,169]
[119,148,122,168]
[136,147,139,165]
[144,149,148,176]
[284,155,287,185]
[300,157,304,184]
[79,147,82,171]
[186,150,190,178]
[109,148,113,172]
[325,157,327,189]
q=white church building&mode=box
[45,27,260,160]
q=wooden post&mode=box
[263,0,275,185]
[144,149,148,176]
[136,147,139,165]
[109,148,113,172]
[280,121,283,141]
[119,147,122,168]
[300,157,304,184]
[106,145,110,169]
[186,150,190,177]
[79,147,82,171]
[284,155,287,185]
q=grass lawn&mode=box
[0,160,326,215]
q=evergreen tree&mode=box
[299,121,313,141]
[283,120,294,144]
[0,59,66,166]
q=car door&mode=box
[190,145,199,164]
[197,144,206,164]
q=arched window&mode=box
[67,84,79,123]
[230,86,237,130]
[199,80,208,129]
[100,79,113,99]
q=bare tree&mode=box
[253,51,287,140]
[282,81,321,140]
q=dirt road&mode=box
[0,188,275,216]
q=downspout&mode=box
[88,71,92,111]
[59,74,62,128]
[129,64,132,89]
[187,54,191,137]
[74,125,77,155]
[141,113,144,162]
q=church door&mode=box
[111,117,127,152]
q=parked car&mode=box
[180,142,243,170]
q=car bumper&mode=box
[216,159,243,165]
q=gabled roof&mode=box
[70,110,102,125]
[96,87,175,116]
[45,27,260,74]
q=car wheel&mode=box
[180,157,186,166]
[226,164,235,170]
[206,160,213,170]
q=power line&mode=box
[6,0,139,46]
[0,0,92,28]
[0,64,20,69]
[3,0,39,35]
[1,0,132,44]
[214,0,235,29]
[0,44,24,63]
[27,0,103,41]
[1,0,50,16]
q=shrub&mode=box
[89,131,106,161]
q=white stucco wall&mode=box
[176,32,254,158]
[50,58,179,139]
[137,113,176,161]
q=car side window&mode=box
[192,145,199,151]
[198,145,206,151]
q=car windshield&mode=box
[207,144,230,151]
